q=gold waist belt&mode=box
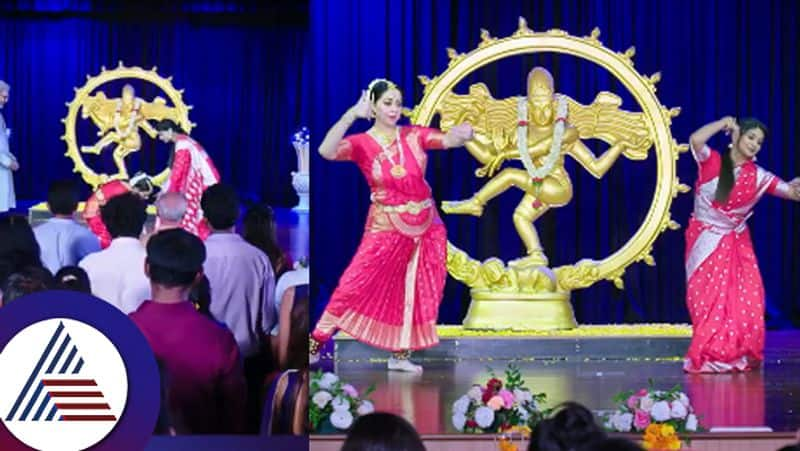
[372,198,433,215]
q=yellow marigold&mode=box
[497,437,518,451]
[643,423,681,450]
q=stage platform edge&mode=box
[332,324,693,361]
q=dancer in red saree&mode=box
[310,79,473,372]
[684,116,800,373]
[155,119,221,240]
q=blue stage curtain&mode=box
[310,0,800,328]
[0,1,309,207]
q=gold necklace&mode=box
[370,127,406,178]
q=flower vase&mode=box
[291,128,310,212]
[291,171,309,212]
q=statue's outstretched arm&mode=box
[567,139,627,179]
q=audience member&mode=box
[79,192,150,313]
[242,203,292,278]
[341,412,426,451]
[54,265,91,293]
[33,180,100,273]
[130,229,246,434]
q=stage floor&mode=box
[320,329,800,434]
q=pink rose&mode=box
[341,384,359,398]
[487,395,505,411]
[498,389,515,409]
[636,389,648,397]
[633,409,651,431]
[626,395,639,410]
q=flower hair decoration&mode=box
[367,78,398,102]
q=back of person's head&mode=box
[154,119,185,134]
[529,402,606,451]
[201,183,239,230]
[54,266,91,293]
[100,192,147,239]
[1,266,54,304]
[0,215,43,276]
[286,286,309,370]
[156,192,188,223]
[146,229,206,289]
[777,445,800,451]
[47,180,80,216]
[341,412,426,451]
[243,203,286,274]
[576,438,643,451]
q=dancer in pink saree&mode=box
[685,116,800,373]
[310,79,473,372]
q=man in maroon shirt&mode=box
[130,228,246,434]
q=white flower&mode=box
[357,400,375,416]
[677,392,691,408]
[317,372,339,390]
[474,406,495,429]
[685,414,698,432]
[516,406,530,422]
[452,413,467,431]
[312,390,333,409]
[670,400,688,419]
[651,401,671,422]
[332,396,350,412]
[639,394,655,411]
[611,412,634,432]
[330,409,354,430]
[452,395,471,415]
[467,385,483,401]
[513,388,533,404]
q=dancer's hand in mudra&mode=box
[787,177,800,201]
[347,90,373,120]
[444,123,474,148]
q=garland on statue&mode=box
[516,95,567,208]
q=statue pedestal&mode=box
[462,291,578,331]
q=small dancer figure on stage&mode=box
[685,116,800,373]
[155,119,221,240]
[309,79,473,373]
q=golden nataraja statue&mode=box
[408,19,687,330]
[62,63,194,188]
[80,84,180,179]
[440,66,652,269]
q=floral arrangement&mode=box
[309,370,375,432]
[604,381,702,449]
[451,363,548,434]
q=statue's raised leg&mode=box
[509,193,550,268]
[441,168,530,217]
[81,132,118,155]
